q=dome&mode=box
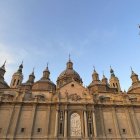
[32,79,56,91]
[57,60,82,88]
[128,82,140,93]
[58,69,81,79]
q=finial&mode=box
[32,67,35,73]
[93,66,96,72]
[130,66,134,73]
[46,62,49,71]
[102,71,105,78]
[69,53,71,62]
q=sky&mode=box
[0,0,140,91]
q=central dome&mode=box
[57,59,82,88]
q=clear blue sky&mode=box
[0,0,140,90]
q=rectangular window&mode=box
[21,128,25,133]
[108,128,112,134]
[122,129,126,134]
[37,128,42,133]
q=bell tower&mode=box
[109,66,121,92]
[10,62,23,88]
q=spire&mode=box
[66,54,73,69]
[130,67,139,84]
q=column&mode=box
[54,109,59,137]
[64,110,67,137]
[92,110,97,137]
[112,107,121,138]
[84,110,88,137]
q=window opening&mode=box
[37,128,42,133]
[108,128,112,134]
[21,128,25,133]
[60,122,63,134]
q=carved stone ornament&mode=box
[33,94,46,102]
[2,93,14,102]
[68,93,81,101]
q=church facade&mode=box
[0,59,140,140]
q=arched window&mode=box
[113,83,115,87]
[13,79,16,86]
[71,113,81,136]
[17,80,20,85]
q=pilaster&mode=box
[112,107,121,138]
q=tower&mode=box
[109,66,121,92]
[10,62,23,88]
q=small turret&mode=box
[130,67,139,84]
[26,68,35,84]
[10,62,23,88]
[92,67,99,81]
[102,73,108,85]
[109,66,121,92]
[41,63,50,80]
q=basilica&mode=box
[0,58,140,140]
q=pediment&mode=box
[58,81,90,99]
